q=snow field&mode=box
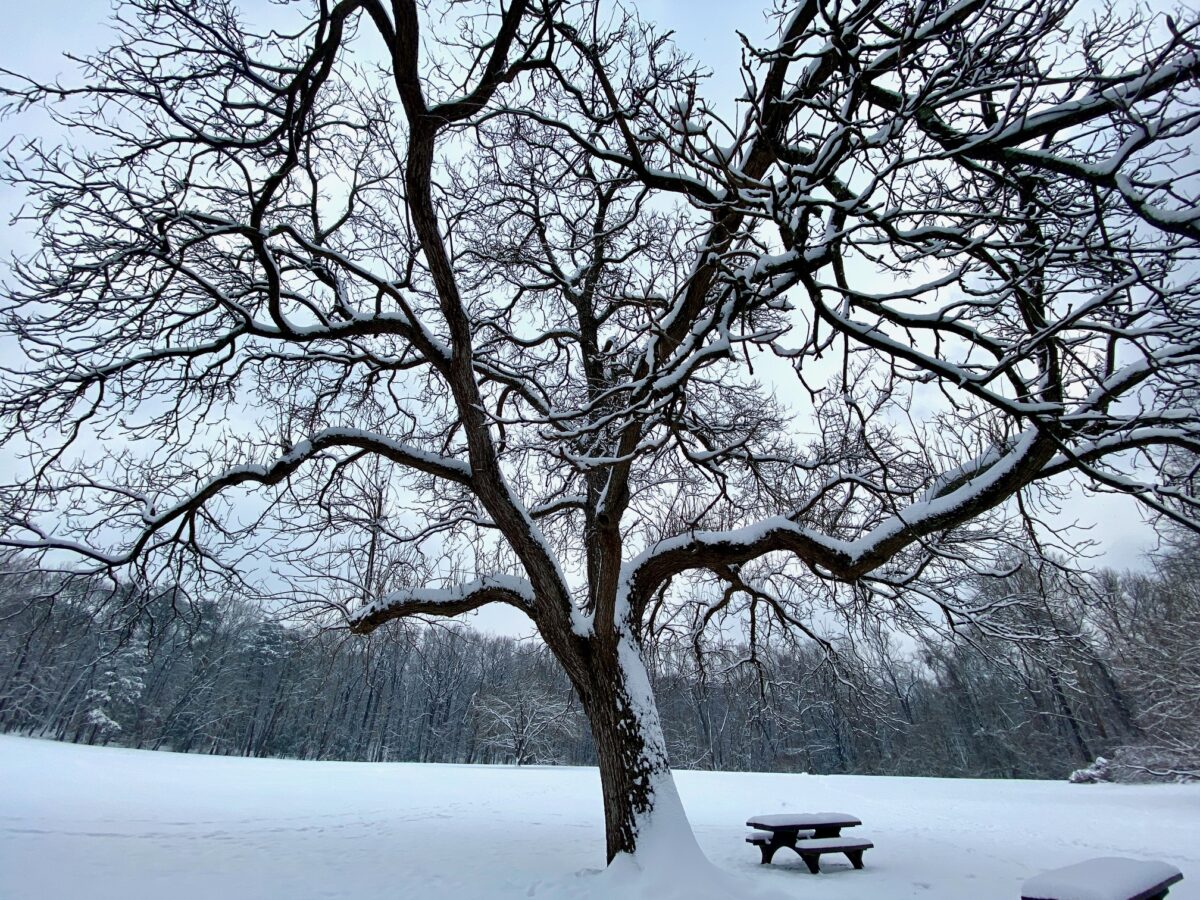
[1,735,1196,899]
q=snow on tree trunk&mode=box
[578,630,773,898]
[579,629,703,866]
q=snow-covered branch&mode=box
[347,573,535,633]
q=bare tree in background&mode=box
[1092,535,1200,779]
[2,0,1198,868]
[471,674,577,765]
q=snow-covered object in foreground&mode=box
[1021,857,1183,900]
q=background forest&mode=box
[2,539,1196,782]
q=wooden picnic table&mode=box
[1022,858,1183,900]
[744,813,868,868]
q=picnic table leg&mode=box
[759,836,792,865]
[812,826,843,838]
[846,849,865,870]
[798,852,822,875]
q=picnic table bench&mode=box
[1021,857,1183,900]
[745,812,871,872]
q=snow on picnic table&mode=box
[1,735,1196,900]
[1021,857,1183,900]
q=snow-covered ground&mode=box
[1,735,1195,899]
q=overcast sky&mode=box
[1,1,1163,635]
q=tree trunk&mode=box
[572,629,703,866]
[1046,665,1092,762]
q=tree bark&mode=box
[568,629,701,865]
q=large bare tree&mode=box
[2,0,1198,868]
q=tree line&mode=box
[2,542,1195,781]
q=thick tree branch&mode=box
[348,573,534,632]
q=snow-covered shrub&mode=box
[1068,756,1111,784]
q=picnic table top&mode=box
[745,812,862,831]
